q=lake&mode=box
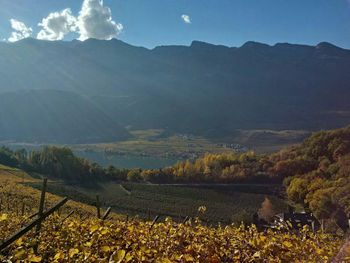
[3,143,179,169]
[74,151,179,169]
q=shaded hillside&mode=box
[0,90,129,143]
[0,39,350,142]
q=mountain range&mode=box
[0,38,349,143]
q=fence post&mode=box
[35,178,47,233]
[182,216,190,224]
[96,195,101,219]
[21,202,25,216]
[102,207,112,220]
[0,197,68,252]
[150,215,160,230]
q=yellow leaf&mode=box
[259,235,267,242]
[125,253,133,262]
[28,254,42,262]
[15,238,23,246]
[90,225,99,233]
[54,252,64,260]
[283,241,293,249]
[69,248,79,258]
[183,254,194,262]
[101,229,109,235]
[0,214,8,221]
[85,241,92,247]
[14,249,26,260]
[117,250,126,262]
[101,246,110,253]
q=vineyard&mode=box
[26,181,286,224]
[0,165,349,262]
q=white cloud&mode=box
[37,9,77,41]
[76,0,123,41]
[8,19,33,42]
[181,14,191,24]
[10,0,123,42]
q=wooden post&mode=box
[35,178,47,233]
[182,216,190,224]
[0,197,68,252]
[102,207,112,220]
[150,215,160,230]
[96,195,101,219]
[21,202,25,216]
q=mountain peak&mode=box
[190,40,229,49]
[16,37,45,45]
[240,41,271,49]
[316,42,338,49]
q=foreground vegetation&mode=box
[1,213,345,262]
[0,167,346,262]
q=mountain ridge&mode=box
[0,38,349,143]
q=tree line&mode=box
[136,126,350,229]
[0,146,129,183]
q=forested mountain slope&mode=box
[0,90,129,143]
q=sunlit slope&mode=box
[0,164,116,219]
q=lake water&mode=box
[74,151,179,169]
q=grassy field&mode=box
[71,129,310,160]
[27,181,287,225]
[72,129,235,159]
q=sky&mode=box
[0,0,350,49]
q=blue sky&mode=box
[0,0,350,48]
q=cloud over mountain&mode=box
[37,9,77,41]
[76,0,123,41]
[10,0,123,42]
[8,19,33,42]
